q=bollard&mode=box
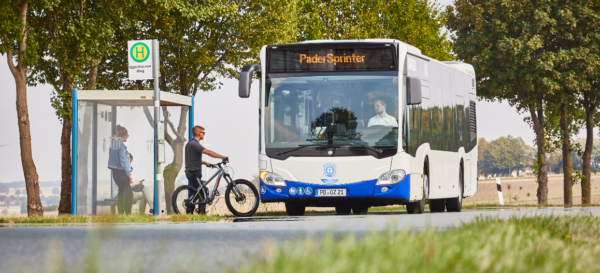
[496,177,504,205]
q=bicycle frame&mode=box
[190,164,243,206]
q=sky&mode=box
[0,0,595,183]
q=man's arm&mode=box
[202,149,229,163]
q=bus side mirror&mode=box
[239,65,261,98]
[406,77,422,105]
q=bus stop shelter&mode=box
[71,90,194,215]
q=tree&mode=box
[298,0,453,61]
[0,0,44,216]
[29,0,123,214]
[568,1,600,205]
[483,136,532,177]
[96,0,299,213]
[447,0,581,203]
[477,137,489,176]
[52,187,59,195]
[15,189,21,195]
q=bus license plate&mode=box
[315,189,346,197]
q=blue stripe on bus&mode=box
[259,174,410,200]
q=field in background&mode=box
[467,173,600,206]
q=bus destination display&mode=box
[269,47,396,73]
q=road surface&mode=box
[1,207,598,272]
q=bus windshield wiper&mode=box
[307,137,383,155]
[276,144,326,156]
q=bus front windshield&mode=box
[265,72,399,158]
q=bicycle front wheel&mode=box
[225,179,259,217]
[172,185,202,214]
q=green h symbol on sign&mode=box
[130,42,150,63]
[135,46,145,58]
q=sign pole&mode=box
[153,39,161,216]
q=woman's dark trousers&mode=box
[113,169,133,214]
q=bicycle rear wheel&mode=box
[225,179,259,217]
[172,185,204,214]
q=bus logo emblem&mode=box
[322,163,339,184]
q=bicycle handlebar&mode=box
[209,162,227,169]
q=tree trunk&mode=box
[162,107,189,214]
[5,0,43,217]
[530,106,548,204]
[58,118,73,214]
[15,68,44,216]
[581,96,595,205]
[58,81,74,215]
[560,103,572,206]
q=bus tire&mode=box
[285,202,306,216]
[429,199,445,212]
[447,165,464,212]
[407,174,428,214]
[335,205,352,215]
[352,204,369,214]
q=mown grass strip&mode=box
[238,214,600,273]
[0,214,225,224]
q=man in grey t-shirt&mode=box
[185,125,229,214]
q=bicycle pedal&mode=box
[215,190,220,197]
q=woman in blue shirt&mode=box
[108,125,134,214]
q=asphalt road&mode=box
[1,207,599,273]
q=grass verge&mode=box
[0,213,224,224]
[239,213,600,273]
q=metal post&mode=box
[92,102,98,215]
[153,39,161,216]
[496,177,504,205]
[71,89,78,215]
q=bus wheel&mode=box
[285,202,306,216]
[335,205,352,215]
[407,174,428,214]
[447,166,464,212]
[429,199,445,212]
[352,204,369,214]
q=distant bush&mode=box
[52,187,59,195]
[15,189,21,195]
[20,202,26,214]
[44,205,59,211]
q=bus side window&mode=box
[420,98,431,149]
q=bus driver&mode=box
[367,99,398,127]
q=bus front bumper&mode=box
[259,174,411,206]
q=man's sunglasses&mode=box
[200,132,206,135]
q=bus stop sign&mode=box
[128,40,154,80]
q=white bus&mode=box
[238,39,478,215]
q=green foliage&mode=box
[298,0,452,61]
[239,215,600,273]
[29,0,125,120]
[0,0,40,67]
[97,0,299,95]
[479,136,534,176]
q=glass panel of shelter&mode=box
[77,101,164,215]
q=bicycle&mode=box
[172,162,259,217]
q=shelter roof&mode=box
[77,90,192,106]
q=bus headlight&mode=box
[376,169,406,185]
[260,171,286,186]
